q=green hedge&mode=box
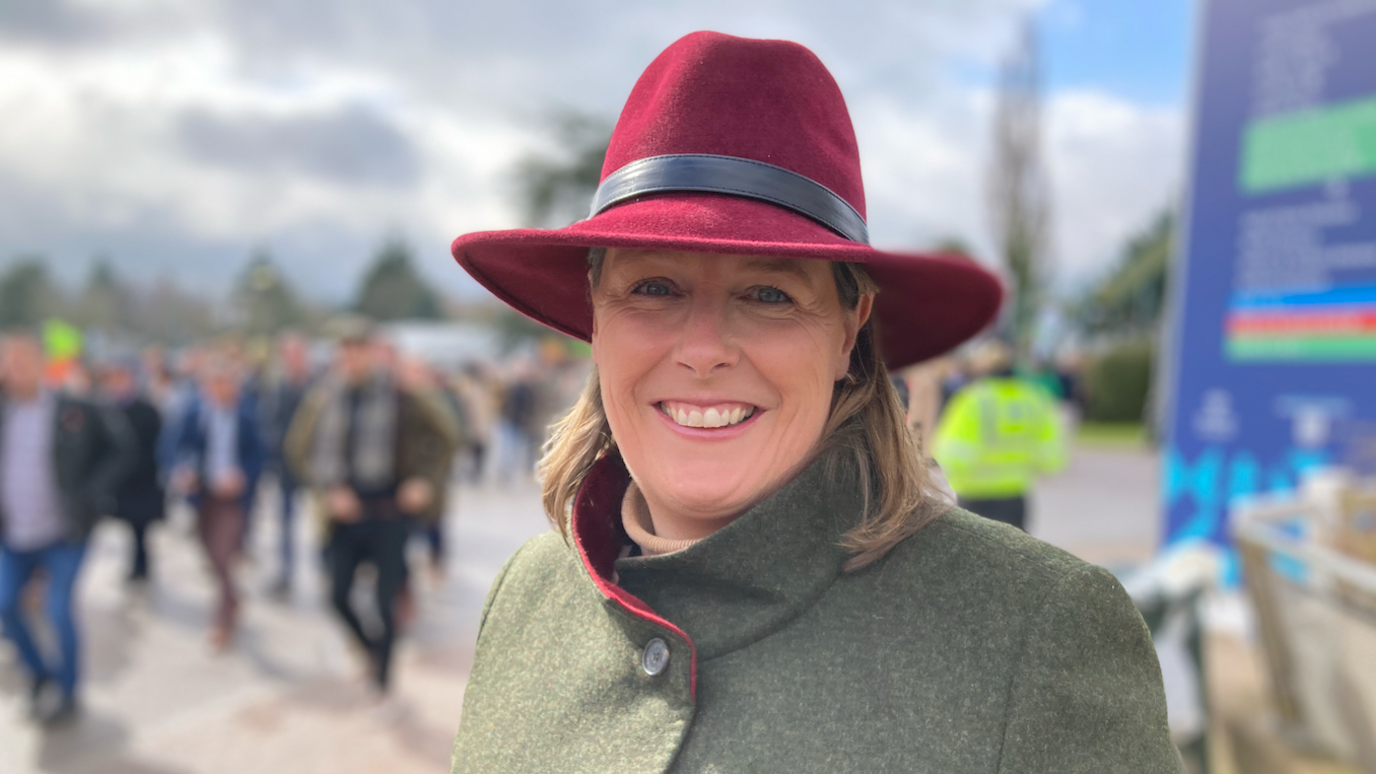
[1086,339,1155,423]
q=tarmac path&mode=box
[0,445,1158,774]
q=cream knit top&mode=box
[620,481,703,556]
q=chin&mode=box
[653,461,758,514]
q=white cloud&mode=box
[0,0,1180,303]
[1045,89,1184,280]
[852,87,992,253]
[852,84,1183,288]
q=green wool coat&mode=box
[451,450,1182,773]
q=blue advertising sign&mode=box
[1164,0,1376,554]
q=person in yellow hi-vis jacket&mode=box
[932,340,1066,531]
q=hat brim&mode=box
[452,193,1003,369]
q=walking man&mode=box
[0,332,133,723]
[171,356,263,650]
[287,319,457,694]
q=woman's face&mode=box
[591,249,871,536]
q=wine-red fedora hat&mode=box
[451,31,1002,369]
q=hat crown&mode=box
[603,32,866,220]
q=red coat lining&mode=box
[570,453,699,702]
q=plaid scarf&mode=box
[310,373,397,491]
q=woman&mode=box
[448,32,1180,773]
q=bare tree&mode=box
[135,279,219,346]
[987,18,1051,362]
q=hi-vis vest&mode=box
[932,377,1066,499]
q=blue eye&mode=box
[753,286,791,304]
[634,280,673,297]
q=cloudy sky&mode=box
[0,0,1191,302]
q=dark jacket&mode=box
[156,379,199,475]
[0,392,136,544]
[172,398,264,512]
[258,374,312,465]
[451,450,1182,773]
[112,396,165,528]
[285,379,460,525]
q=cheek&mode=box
[771,353,836,431]
[744,321,842,433]
[597,354,645,419]
[592,313,667,431]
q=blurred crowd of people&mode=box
[0,319,581,725]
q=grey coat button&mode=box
[641,638,670,676]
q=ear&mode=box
[834,294,874,382]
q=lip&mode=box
[652,401,764,440]
[652,394,758,408]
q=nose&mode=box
[674,293,737,378]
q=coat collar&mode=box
[571,447,863,672]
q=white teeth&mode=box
[662,403,755,428]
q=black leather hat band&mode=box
[589,154,870,244]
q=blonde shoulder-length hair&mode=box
[539,248,944,571]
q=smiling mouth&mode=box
[657,401,757,429]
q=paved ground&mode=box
[0,479,550,774]
[1033,444,1161,568]
[0,445,1161,773]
